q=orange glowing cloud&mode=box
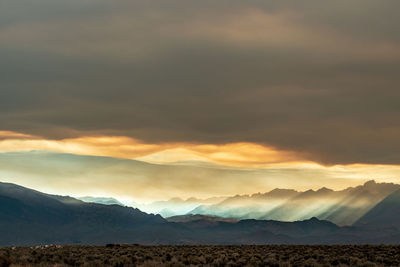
[0,131,303,167]
[137,143,302,167]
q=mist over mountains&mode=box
[78,196,125,206]
[355,189,400,229]
[187,180,400,225]
[2,151,397,224]
[133,197,226,218]
[1,151,399,245]
[79,180,398,226]
[1,181,400,246]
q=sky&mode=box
[1,0,400,201]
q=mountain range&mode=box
[81,180,396,226]
[1,181,400,246]
[188,180,400,225]
[3,151,391,225]
[79,180,399,226]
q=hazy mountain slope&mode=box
[189,189,300,219]
[78,196,125,206]
[0,182,170,246]
[355,189,400,229]
[0,182,162,225]
[0,182,76,224]
[189,181,400,225]
[136,197,226,217]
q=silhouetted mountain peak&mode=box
[266,188,299,198]
[316,187,333,193]
[363,180,377,187]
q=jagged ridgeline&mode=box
[79,180,399,226]
[1,181,400,246]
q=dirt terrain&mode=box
[1,245,399,266]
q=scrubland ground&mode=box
[0,245,399,266]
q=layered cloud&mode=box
[1,0,400,165]
[0,131,302,167]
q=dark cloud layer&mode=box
[1,0,400,165]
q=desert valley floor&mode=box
[1,245,400,267]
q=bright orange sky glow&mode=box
[0,131,304,167]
